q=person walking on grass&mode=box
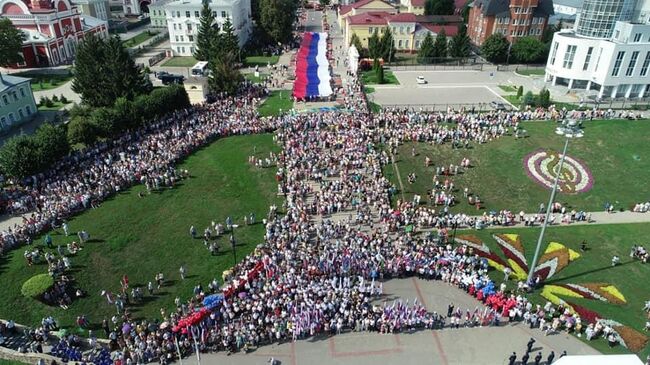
[180,265,186,280]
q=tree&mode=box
[368,30,381,60]
[538,88,551,107]
[522,91,535,106]
[220,17,240,60]
[432,28,448,60]
[375,64,385,84]
[481,34,509,63]
[33,123,69,169]
[425,0,454,16]
[0,18,25,67]
[0,135,39,179]
[260,0,297,44]
[511,36,545,63]
[208,51,243,95]
[516,85,523,99]
[449,24,471,58]
[72,34,151,107]
[194,0,216,61]
[379,28,395,62]
[67,117,100,146]
[350,33,367,58]
[417,33,435,64]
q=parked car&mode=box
[490,101,507,110]
[155,71,171,79]
[160,74,185,85]
[416,76,427,84]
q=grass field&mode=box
[258,90,293,117]
[361,69,400,85]
[16,72,73,92]
[516,68,546,76]
[0,134,282,332]
[384,119,650,214]
[244,55,280,67]
[122,31,157,48]
[460,223,650,358]
[244,72,269,84]
[161,56,198,67]
[498,84,517,93]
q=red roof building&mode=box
[1,0,108,68]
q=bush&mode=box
[538,88,551,108]
[517,86,523,99]
[21,274,54,299]
[67,117,99,145]
[45,98,54,108]
[522,91,535,106]
[60,95,69,104]
[39,96,47,106]
[52,94,59,102]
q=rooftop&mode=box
[0,75,31,94]
[347,11,390,25]
[166,0,235,8]
[470,0,554,17]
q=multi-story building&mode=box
[400,0,467,15]
[338,0,395,28]
[344,11,462,52]
[165,0,251,56]
[149,0,172,27]
[0,0,109,68]
[0,74,37,132]
[72,0,109,20]
[545,0,650,99]
[467,0,554,46]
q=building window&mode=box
[173,23,177,30]
[190,46,195,53]
[188,35,194,42]
[562,45,577,69]
[12,91,17,101]
[0,116,5,128]
[20,88,25,97]
[175,35,179,42]
[185,11,190,17]
[176,11,180,17]
[8,113,15,123]
[640,51,650,76]
[26,106,31,115]
[405,39,409,48]
[369,27,373,33]
[18,108,24,119]
[634,33,642,42]
[400,26,404,34]
[582,47,593,71]
[221,11,226,18]
[212,11,217,17]
[626,51,640,76]
[187,24,192,31]
[611,51,625,76]
[194,10,199,17]
[415,40,420,48]
[180,35,184,41]
[2,95,8,106]
[594,47,603,72]
[398,39,403,48]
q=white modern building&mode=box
[545,0,650,99]
[72,0,110,20]
[165,0,251,56]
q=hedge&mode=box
[21,274,54,299]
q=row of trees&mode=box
[481,23,560,64]
[417,25,471,63]
[424,0,455,16]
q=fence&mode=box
[388,63,483,71]
[379,102,505,112]
[496,64,545,72]
[148,51,167,66]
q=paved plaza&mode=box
[196,278,598,365]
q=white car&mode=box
[416,76,427,84]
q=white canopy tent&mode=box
[553,355,644,365]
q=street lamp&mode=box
[526,119,584,288]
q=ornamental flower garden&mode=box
[455,233,649,352]
[523,149,594,194]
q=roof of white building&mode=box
[80,15,108,29]
[552,0,582,9]
[20,28,53,44]
[165,0,237,9]
[0,75,31,93]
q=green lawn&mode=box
[516,68,546,76]
[16,72,73,92]
[244,72,269,84]
[369,101,382,113]
[361,69,400,85]
[459,223,650,358]
[161,56,198,67]
[498,84,517,93]
[0,134,282,332]
[385,119,650,214]
[258,90,293,117]
[244,55,280,67]
[122,31,157,48]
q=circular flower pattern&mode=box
[524,149,594,194]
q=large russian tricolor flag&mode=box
[293,32,333,100]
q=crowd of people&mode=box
[1,36,648,365]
